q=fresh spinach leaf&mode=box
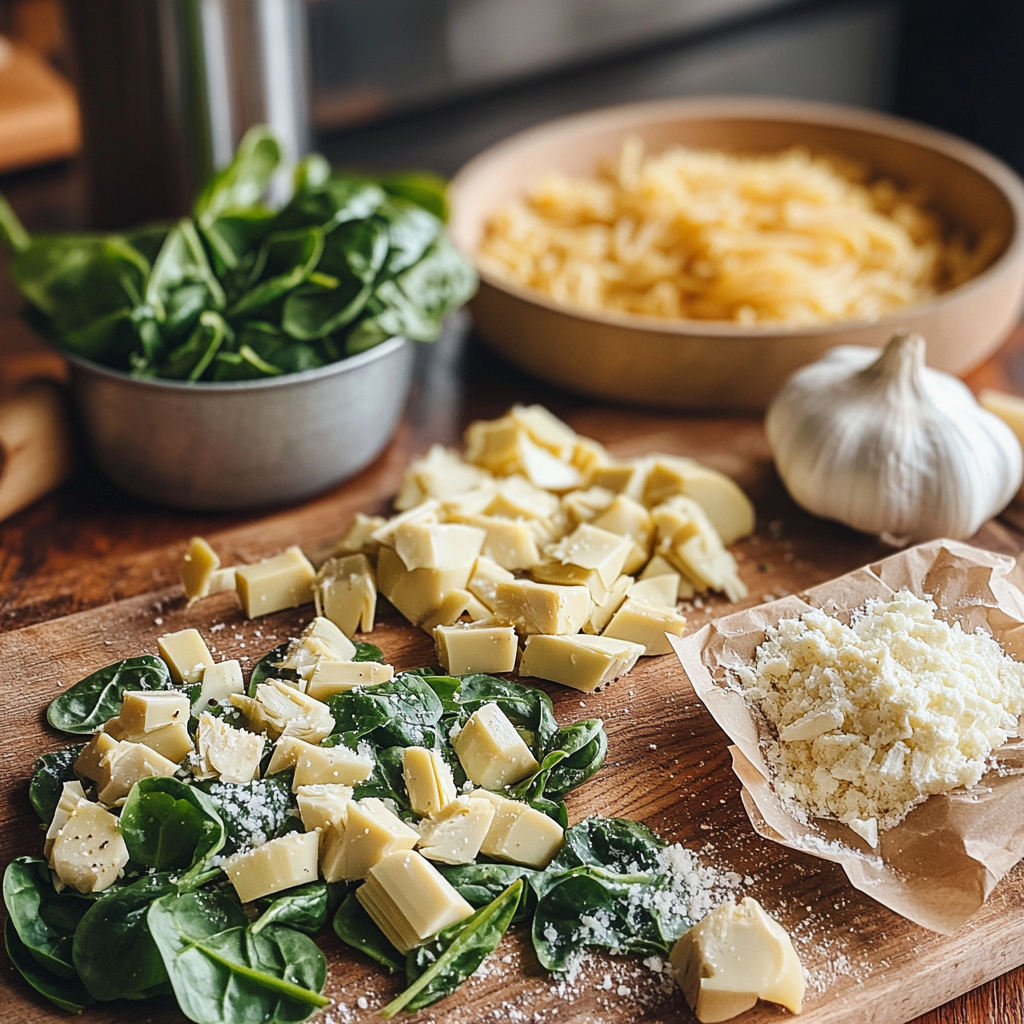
[541,718,608,798]
[350,745,411,814]
[332,893,402,973]
[196,769,295,855]
[146,218,225,318]
[73,873,176,1001]
[354,641,384,662]
[329,674,444,748]
[228,226,324,318]
[248,641,294,696]
[437,863,538,923]
[28,744,85,824]
[120,776,225,880]
[148,890,329,1023]
[379,171,449,222]
[3,856,92,979]
[161,309,232,381]
[47,655,174,734]
[252,883,328,936]
[451,674,559,746]
[384,879,522,1016]
[5,918,93,1013]
[531,869,667,972]
[547,817,666,876]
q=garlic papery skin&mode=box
[765,332,1023,541]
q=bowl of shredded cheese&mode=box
[449,97,1024,411]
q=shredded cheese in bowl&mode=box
[479,140,1002,326]
[734,589,1024,846]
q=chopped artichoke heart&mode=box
[278,617,356,677]
[402,747,458,816]
[520,633,644,692]
[376,545,475,625]
[96,741,180,805]
[393,521,487,571]
[195,712,265,783]
[546,522,632,588]
[417,796,496,865]
[582,574,631,635]
[295,783,354,832]
[321,797,419,882]
[467,556,515,610]
[433,623,518,675]
[193,659,245,715]
[105,717,195,763]
[183,536,220,602]
[223,831,320,904]
[472,790,564,869]
[356,850,474,953]
[44,782,88,864]
[235,545,316,618]
[315,553,377,636]
[628,573,682,607]
[52,800,129,894]
[492,579,591,635]
[251,679,335,743]
[452,702,539,790]
[603,596,688,656]
[669,897,805,1022]
[118,690,190,733]
[305,659,394,700]
[451,514,542,571]
[157,628,215,684]
[338,512,387,555]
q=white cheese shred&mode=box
[735,589,1024,838]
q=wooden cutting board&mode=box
[4,421,1024,1024]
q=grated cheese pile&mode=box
[735,589,1024,846]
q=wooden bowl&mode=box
[448,97,1024,411]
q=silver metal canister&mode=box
[65,0,309,228]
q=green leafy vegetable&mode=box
[531,868,669,972]
[1,125,476,382]
[47,655,174,734]
[148,890,329,1023]
[548,816,666,876]
[196,768,295,855]
[542,719,608,798]
[248,641,294,697]
[384,880,523,1016]
[437,863,538,923]
[354,641,384,662]
[3,857,93,979]
[119,776,225,880]
[329,673,445,749]
[28,744,85,823]
[5,919,93,1013]
[332,893,403,973]
[252,883,329,936]
[73,874,176,1001]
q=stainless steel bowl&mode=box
[65,337,414,511]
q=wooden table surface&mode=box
[4,164,1024,1023]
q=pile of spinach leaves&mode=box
[6,648,697,1021]
[0,127,477,382]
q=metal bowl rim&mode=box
[61,335,409,394]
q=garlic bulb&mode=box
[766,331,1023,540]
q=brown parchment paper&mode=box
[668,539,1024,935]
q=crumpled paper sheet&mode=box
[669,539,1024,935]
